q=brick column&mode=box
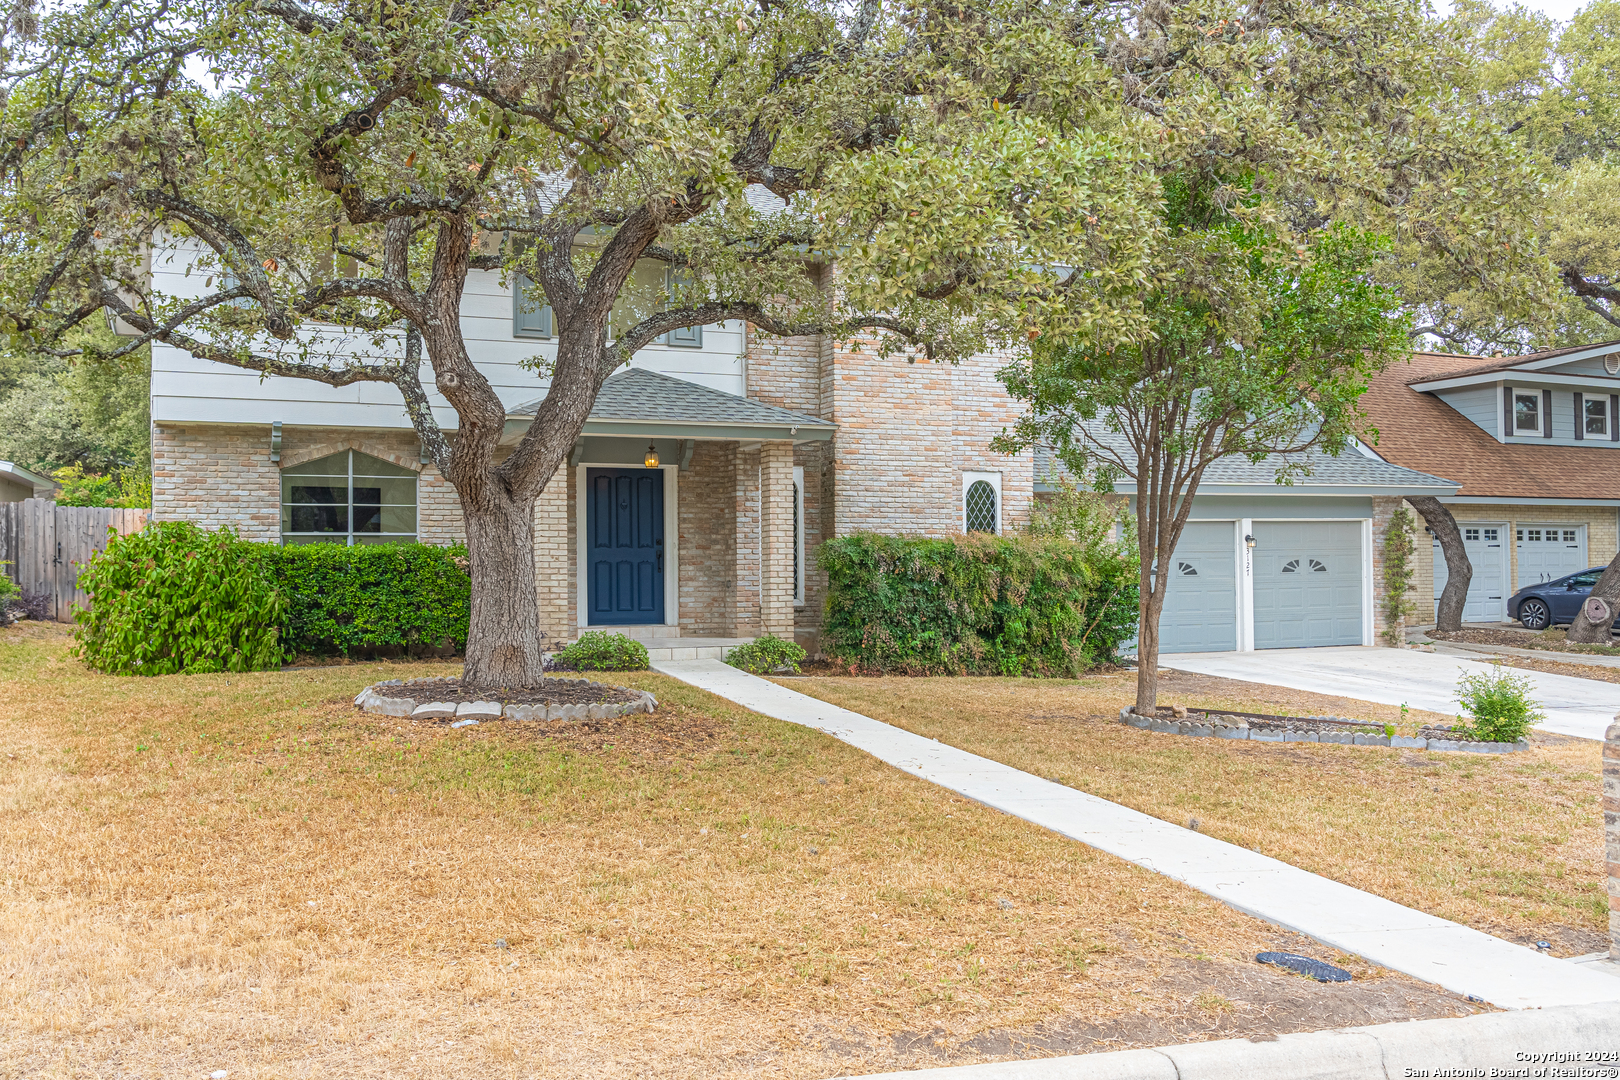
[733,443,761,635]
[760,441,795,638]
[533,469,571,644]
[1607,715,1620,960]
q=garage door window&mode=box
[1518,528,1577,543]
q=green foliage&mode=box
[0,564,19,624]
[265,543,470,657]
[1025,478,1137,564]
[72,522,285,675]
[0,340,150,476]
[1381,504,1418,646]
[551,631,650,672]
[726,634,807,675]
[1454,664,1545,743]
[51,464,151,508]
[819,532,1138,676]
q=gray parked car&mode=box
[1508,567,1608,630]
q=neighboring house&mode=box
[1034,442,1458,654]
[0,461,56,503]
[1360,343,1620,625]
[145,235,1029,654]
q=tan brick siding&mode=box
[677,443,738,636]
[760,441,796,636]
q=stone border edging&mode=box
[835,1001,1618,1080]
[1119,708,1528,754]
[354,679,658,722]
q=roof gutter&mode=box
[502,415,836,443]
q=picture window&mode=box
[282,449,417,546]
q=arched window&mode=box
[965,479,998,533]
[281,450,417,545]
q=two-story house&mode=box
[1359,343,1620,625]
[145,235,1030,658]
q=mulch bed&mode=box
[383,676,641,707]
[1129,705,1468,740]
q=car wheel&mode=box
[1518,598,1551,631]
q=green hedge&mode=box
[73,524,472,674]
[266,543,470,657]
[73,521,287,675]
[818,532,1138,676]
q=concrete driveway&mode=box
[1163,646,1619,741]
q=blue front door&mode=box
[587,468,665,625]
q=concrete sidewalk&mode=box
[837,1001,1619,1079]
[653,658,1620,1011]
[1161,646,1619,741]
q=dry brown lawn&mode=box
[0,625,1487,1079]
[779,669,1609,958]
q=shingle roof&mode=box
[1404,341,1620,384]
[510,368,833,432]
[1034,429,1457,494]
[1363,353,1620,499]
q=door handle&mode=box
[655,537,663,573]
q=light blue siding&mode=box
[1434,385,1502,438]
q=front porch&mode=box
[511,368,834,649]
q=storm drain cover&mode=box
[1256,952,1352,982]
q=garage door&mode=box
[1253,521,1363,649]
[1433,524,1506,623]
[1157,521,1238,653]
[1517,525,1585,588]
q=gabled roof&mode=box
[0,460,55,491]
[1363,353,1620,500]
[1034,430,1458,498]
[1405,340,1620,389]
[508,368,834,441]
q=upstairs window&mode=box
[1584,395,1610,438]
[282,450,417,545]
[1512,390,1541,435]
[512,272,553,338]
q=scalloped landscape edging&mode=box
[1118,708,1528,754]
[354,679,657,723]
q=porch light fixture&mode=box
[643,442,660,468]
[1244,533,1256,549]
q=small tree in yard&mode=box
[1001,205,1409,714]
[0,0,1155,688]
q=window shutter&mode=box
[1543,389,1554,438]
[668,323,703,348]
[1612,395,1619,442]
[1575,392,1585,441]
[1502,386,1512,438]
[512,273,553,338]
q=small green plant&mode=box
[1454,664,1544,743]
[725,633,807,674]
[550,631,650,672]
[0,563,18,625]
[73,521,286,675]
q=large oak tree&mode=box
[0,0,1156,686]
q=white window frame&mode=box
[1510,387,1543,436]
[792,465,805,606]
[281,448,419,546]
[962,470,1002,534]
[1582,395,1610,438]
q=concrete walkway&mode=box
[1161,646,1619,741]
[653,659,1620,1011]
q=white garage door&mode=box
[1517,525,1586,588]
[1157,521,1238,653]
[1433,524,1507,623]
[1253,521,1364,649]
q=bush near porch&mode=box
[72,523,471,673]
[819,533,1137,676]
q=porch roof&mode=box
[506,368,835,442]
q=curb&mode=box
[835,1001,1619,1079]
[1119,708,1528,754]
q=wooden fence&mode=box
[0,500,150,622]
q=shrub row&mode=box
[74,522,470,674]
[818,532,1138,677]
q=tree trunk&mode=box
[460,487,547,689]
[1567,550,1620,643]
[1134,578,1164,715]
[1408,496,1470,632]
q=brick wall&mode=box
[1409,502,1620,621]
[677,442,738,636]
[1370,496,1415,644]
[533,469,569,642]
[153,424,465,545]
[760,441,795,636]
